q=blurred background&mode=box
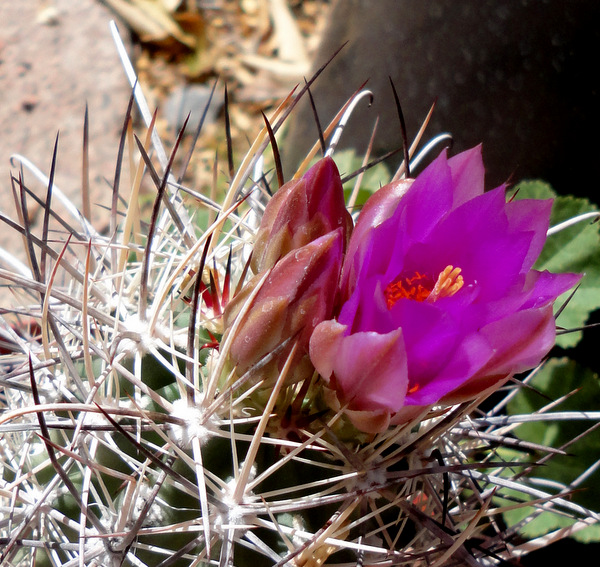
[2,1,599,207]
[285,0,600,197]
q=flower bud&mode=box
[251,157,352,274]
[224,229,344,376]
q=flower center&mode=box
[384,265,464,309]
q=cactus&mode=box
[1,27,600,567]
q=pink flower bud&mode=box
[224,229,344,376]
[251,157,352,274]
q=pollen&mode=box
[384,265,464,309]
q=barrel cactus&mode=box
[1,27,599,567]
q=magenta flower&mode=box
[309,147,581,433]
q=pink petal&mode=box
[522,270,583,309]
[476,305,557,377]
[308,319,347,382]
[341,179,413,298]
[447,144,486,207]
[310,323,408,412]
[504,197,553,270]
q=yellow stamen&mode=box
[426,265,464,302]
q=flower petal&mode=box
[341,179,413,298]
[476,305,558,376]
[522,270,583,309]
[308,319,346,382]
[443,305,559,403]
[310,323,408,413]
[504,197,553,270]
[447,144,486,207]
[385,300,494,405]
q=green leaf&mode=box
[511,180,600,347]
[504,358,600,540]
[573,523,600,543]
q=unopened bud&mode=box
[224,229,344,376]
[251,157,352,274]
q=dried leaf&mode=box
[103,0,196,47]
[268,0,308,64]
